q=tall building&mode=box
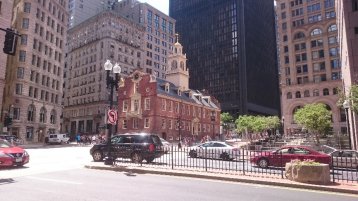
[115,0,176,79]
[169,0,280,116]
[62,11,145,137]
[0,0,14,131]
[117,40,221,142]
[336,0,358,150]
[277,0,343,135]
[2,0,68,143]
[68,0,117,28]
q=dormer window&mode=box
[165,83,169,92]
[178,89,182,96]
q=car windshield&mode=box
[0,139,13,148]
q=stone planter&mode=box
[285,162,330,185]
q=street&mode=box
[0,146,357,201]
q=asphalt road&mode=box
[1,168,357,201]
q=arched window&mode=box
[50,109,56,124]
[328,24,337,32]
[311,28,322,36]
[304,90,310,97]
[293,32,305,40]
[323,88,329,96]
[39,107,47,123]
[287,92,292,99]
[180,61,185,70]
[313,89,320,96]
[295,91,301,98]
[171,60,177,70]
[27,104,36,122]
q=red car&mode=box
[0,139,29,167]
[250,145,331,168]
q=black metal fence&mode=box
[112,145,358,184]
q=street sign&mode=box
[107,109,118,125]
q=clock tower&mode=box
[166,34,189,90]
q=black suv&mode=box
[90,133,164,163]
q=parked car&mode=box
[47,133,70,144]
[90,133,165,163]
[160,138,171,153]
[0,139,29,167]
[250,145,331,168]
[0,134,22,145]
[188,141,239,161]
[330,150,358,170]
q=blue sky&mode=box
[137,0,169,14]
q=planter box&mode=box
[285,162,330,185]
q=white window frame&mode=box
[122,120,127,129]
[123,100,128,112]
[144,118,150,128]
[144,98,150,110]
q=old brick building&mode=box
[117,41,221,143]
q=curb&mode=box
[84,165,358,195]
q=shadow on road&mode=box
[0,178,16,185]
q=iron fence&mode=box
[111,145,357,184]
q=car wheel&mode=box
[220,152,230,161]
[145,157,155,163]
[92,150,103,162]
[131,152,143,163]
[189,150,197,158]
[258,158,269,168]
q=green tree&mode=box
[220,112,234,136]
[294,103,332,144]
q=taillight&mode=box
[149,144,155,152]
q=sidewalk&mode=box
[85,161,358,195]
[20,142,85,149]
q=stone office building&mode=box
[336,0,358,150]
[277,0,344,134]
[2,0,67,143]
[62,10,145,137]
[117,41,221,143]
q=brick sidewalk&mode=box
[85,161,358,195]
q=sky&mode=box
[137,0,169,15]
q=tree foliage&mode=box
[293,103,332,144]
[337,85,358,113]
[235,115,281,140]
[220,112,234,130]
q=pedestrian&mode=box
[76,133,81,145]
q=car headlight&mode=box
[23,151,29,156]
[0,151,11,158]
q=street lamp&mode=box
[177,116,182,149]
[281,116,285,136]
[104,60,121,165]
[211,111,216,140]
[343,100,352,149]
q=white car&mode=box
[188,141,239,160]
[160,138,171,153]
[48,133,70,144]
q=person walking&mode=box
[76,133,81,145]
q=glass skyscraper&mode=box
[169,0,280,116]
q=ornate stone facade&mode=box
[3,0,67,143]
[277,0,345,135]
[63,11,145,137]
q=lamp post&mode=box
[343,100,352,149]
[281,116,285,137]
[104,60,121,165]
[211,111,216,140]
[177,116,182,149]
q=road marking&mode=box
[26,176,82,185]
[148,174,358,198]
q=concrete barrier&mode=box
[285,163,331,185]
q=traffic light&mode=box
[4,116,13,127]
[3,28,17,55]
